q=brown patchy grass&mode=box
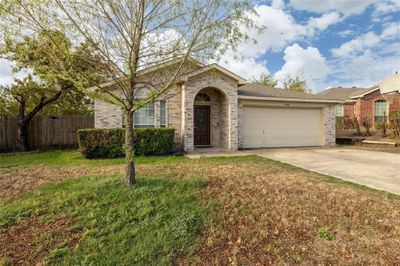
[0,165,124,202]
[187,159,400,265]
[0,214,80,266]
[1,155,400,264]
[142,158,400,265]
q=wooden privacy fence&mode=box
[0,115,94,153]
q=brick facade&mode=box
[342,89,400,123]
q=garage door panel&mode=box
[242,107,322,148]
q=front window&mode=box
[335,104,344,117]
[374,100,387,123]
[134,102,155,128]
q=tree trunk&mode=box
[17,98,29,152]
[17,121,29,152]
[124,109,136,186]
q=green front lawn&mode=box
[1,150,400,265]
[0,151,203,265]
[0,150,186,168]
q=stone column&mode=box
[323,104,336,147]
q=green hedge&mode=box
[77,128,175,158]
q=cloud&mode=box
[289,0,374,15]
[271,0,285,9]
[331,49,400,88]
[380,22,400,39]
[217,54,269,80]
[331,23,400,57]
[331,32,381,58]
[373,0,400,16]
[307,12,343,31]
[216,4,343,80]
[337,30,355,38]
[273,44,330,91]
[237,5,307,56]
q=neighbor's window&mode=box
[374,100,387,123]
[160,101,167,127]
[335,104,344,117]
[134,102,155,128]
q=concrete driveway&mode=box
[254,148,400,195]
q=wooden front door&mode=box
[194,105,211,146]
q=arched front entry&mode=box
[193,87,229,149]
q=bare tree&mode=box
[389,111,400,139]
[361,115,372,136]
[352,114,362,135]
[1,0,258,186]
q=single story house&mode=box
[94,58,341,152]
[318,73,400,124]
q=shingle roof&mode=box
[238,84,340,100]
[316,87,369,100]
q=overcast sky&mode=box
[1,0,400,92]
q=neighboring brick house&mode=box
[318,73,400,125]
[94,58,340,152]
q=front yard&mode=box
[1,151,400,265]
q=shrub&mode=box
[390,111,400,139]
[360,115,372,136]
[335,117,344,128]
[77,128,175,158]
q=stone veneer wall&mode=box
[161,85,183,150]
[182,71,238,152]
[94,100,122,128]
[323,104,336,147]
[193,87,228,149]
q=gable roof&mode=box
[379,72,400,94]
[179,63,247,84]
[350,86,379,98]
[238,84,342,103]
[92,56,205,90]
[316,87,369,101]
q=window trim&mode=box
[121,101,169,129]
[160,100,167,128]
[373,99,388,123]
[335,104,344,117]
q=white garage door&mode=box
[242,107,322,148]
